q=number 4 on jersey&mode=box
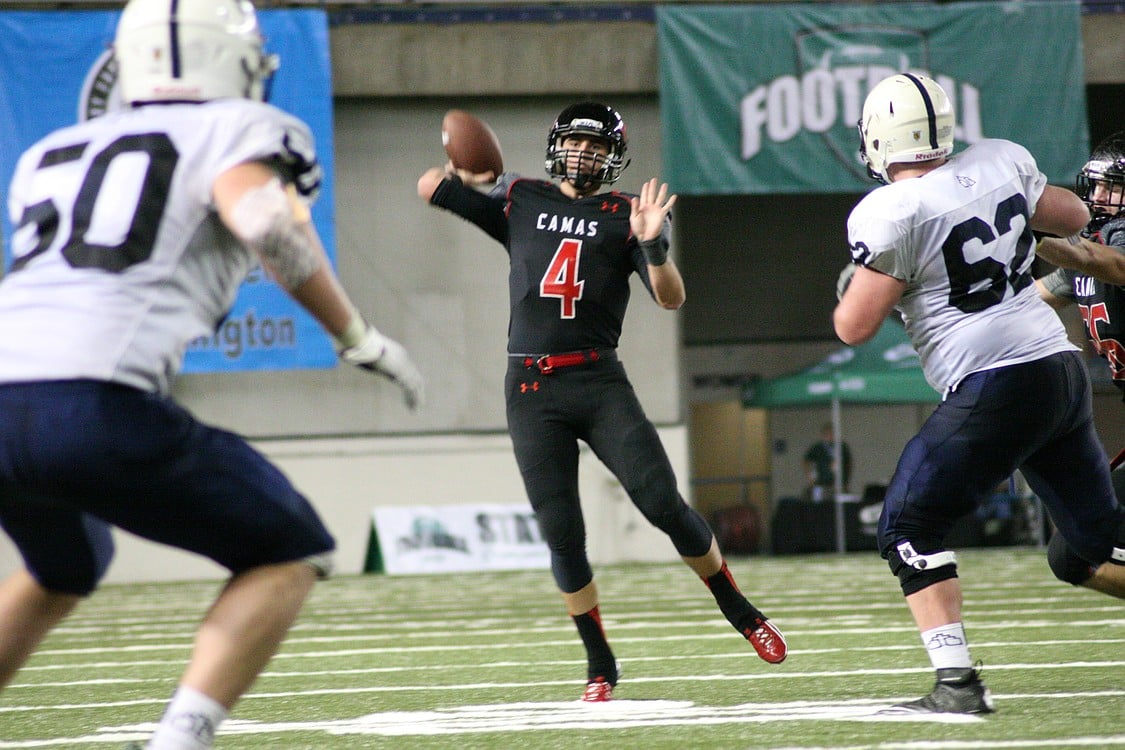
[540,238,584,318]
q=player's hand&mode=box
[339,325,425,410]
[630,178,677,242]
[447,161,496,186]
[836,263,857,301]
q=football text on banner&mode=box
[0,10,337,371]
[368,504,550,575]
[657,0,1086,195]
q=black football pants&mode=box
[505,356,712,593]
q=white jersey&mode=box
[847,139,1077,392]
[0,99,319,393]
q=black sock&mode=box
[572,606,617,684]
[704,561,766,633]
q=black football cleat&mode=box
[881,667,995,715]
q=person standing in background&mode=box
[802,422,852,500]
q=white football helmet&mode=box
[858,73,954,183]
[114,0,278,104]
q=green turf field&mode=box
[2,546,1123,748]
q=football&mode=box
[442,109,504,177]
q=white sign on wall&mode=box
[369,504,550,574]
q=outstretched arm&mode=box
[214,160,424,409]
[1035,235,1125,286]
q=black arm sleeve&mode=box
[430,175,509,245]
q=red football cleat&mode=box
[581,676,614,702]
[744,618,787,664]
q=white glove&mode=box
[339,325,425,410]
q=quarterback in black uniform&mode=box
[1037,131,1125,499]
[418,102,786,701]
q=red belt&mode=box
[522,349,602,374]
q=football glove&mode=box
[339,325,425,410]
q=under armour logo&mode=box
[520,381,540,393]
[601,201,619,213]
[956,176,976,188]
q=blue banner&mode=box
[0,9,338,371]
[657,1,1088,195]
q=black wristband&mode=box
[639,237,669,266]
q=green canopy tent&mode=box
[741,319,941,553]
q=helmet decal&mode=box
[901,73,939,151]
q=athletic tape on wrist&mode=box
[334,314,367,350]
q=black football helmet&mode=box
[1077,131,1125,221]
[545,102,629,189]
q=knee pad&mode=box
[1047,532,1097,585]
[887,539,959,596]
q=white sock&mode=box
[920,622,972,671]
[147,686,228,750]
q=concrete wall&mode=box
[329,13,1125,96]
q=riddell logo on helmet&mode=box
[913,149,946,161]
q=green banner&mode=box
[657,1,1087,195]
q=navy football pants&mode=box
[879,351,1123,567]
[0,380,335,594]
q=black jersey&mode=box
[431,173,659,354]
[1044,216,1125,398]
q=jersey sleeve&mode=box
[990,139,1047,214]
[1038,266,1076,300]
[1099,215,1125,250]
[430,173,509,245]
[209,102,322,202]
[846,190,914,281]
